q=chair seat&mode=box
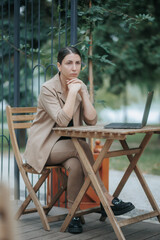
[22,163,63,174]
[22,163,43,174]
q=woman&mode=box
[24,46,135,234]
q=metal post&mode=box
[88,0,94,104]
[88,0,94,151]
[14,0,20,199]
[70,0,77,45]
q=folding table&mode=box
[54,125,160,240]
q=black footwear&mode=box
[101,197,135,217]
[68,217,83,234]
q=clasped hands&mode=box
[66,78,87,96]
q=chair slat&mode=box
[11,107,37,114]
[12,115,35,121]
[13,122,32,129]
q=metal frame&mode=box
[0,0,78,200]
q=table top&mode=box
[53,125,160,140]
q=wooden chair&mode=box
[6,105,68,231]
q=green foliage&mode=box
[1,0,67,106]
[77,0,160,96]
[1,0,160,107]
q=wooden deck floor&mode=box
[14,206,160,240]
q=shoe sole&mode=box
[113,204,135,216]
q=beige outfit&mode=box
[24,73,108,206]
[24,73,97,173]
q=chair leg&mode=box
[16,170,50,218]
[17,170,51,231]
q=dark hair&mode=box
[57,46,81,64]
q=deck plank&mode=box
[13,202,160,240]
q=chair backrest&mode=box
[6,106,37,169]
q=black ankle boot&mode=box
[68,217,83,234]
[101,197,135,217]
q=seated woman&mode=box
[24,46,135,234]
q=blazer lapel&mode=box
[53,74,66,104]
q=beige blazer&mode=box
[23,73,97,173]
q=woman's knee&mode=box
[63,158,84,177]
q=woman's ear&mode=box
[57,62,61,72]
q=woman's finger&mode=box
[67,78,82,84]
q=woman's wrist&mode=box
[68,87,79,96]
[79,89,88,99]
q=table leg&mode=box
[61,138,126,240]
[114,133,160,222]
[113,133,152,197]
[121,135,160,222]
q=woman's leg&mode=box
[47,138,135,230]
[62,158,84,208]
[46,139,85,208]
[47,139,113,207]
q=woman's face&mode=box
[57,53,81,81]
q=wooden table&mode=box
[54,125,160,240]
